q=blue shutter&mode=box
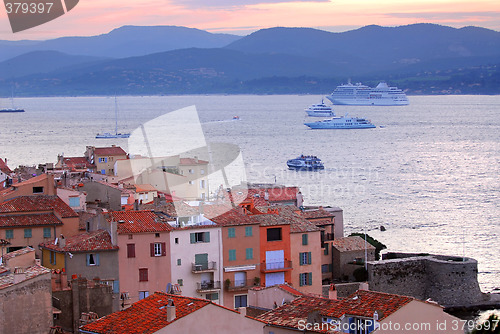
[95,254,100,266]
[86,254,90,266]
[113,280,119,294]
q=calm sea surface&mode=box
[1,95,499,292]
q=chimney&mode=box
[59,235,66,248]
[359,282,369,291]
[13,267,26,284]
[329,284,338,300]
[166,299,176,322]
[111,220,118,246]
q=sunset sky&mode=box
[1,0,499,40]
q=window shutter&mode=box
[127,244,135,258]
[190,233,196,244]
[95,254,100,266]
[307,252,312,264]
[113,280,119,294]
[161,242,166,256]
[302,234,308,245]
[299,253,304,265]
[299,273,304,286]
[150,243,155,257]
[324,243,329,255]
[204,232,210,242]
[308,272,312,286]
[86,254,90,266]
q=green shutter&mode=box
[190,233,196,244]
[307,252,312,264]
[302,234,308,245]
[308,272,312,286]
[228,228,235,238]
[299,273,304,286]
[299,253,304,265]
[229,249,236,261]
[204,232,210,242]
[324,243,329,255]
[5,230,13,239]
[43,227,51,238]
[245,226,252,236]
[246,248,253,260]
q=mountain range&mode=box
[1,23,499,96]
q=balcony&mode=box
[196,280,221,292]
[260,260,293,273]
[192,261,217,273]
[225,278,261,292]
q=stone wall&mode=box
[367,252,485,307]
[0,273,52,334]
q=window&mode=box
[177,279,183,286]
[101,169,106,175]
[190,232,210,243]
[299,272,312,286]
[177,259,181,266]
[200,169,205,175]
[127,244,135,258]
[69,196,80,208]
[24,228,32,238]
[245,248,253,260]
[206,293,219,301]
[245,226,253,237]
[229,249,236,261]
[86,253,100,266]
[32,186,44,194]
[150,242,166,257]
[322,264,332,273]
[299,252,312,265]
[175,238,179,244]
[50,251,56,265]
[324,243,329,255]
[235,295,248,308]
[267,227,282,241]
[43,227,51,238]
[99,157,108,163]
[228,228,235,238]
[139,291,149,300]
[128,234,133,240]
[155,233,160,238]
[200,180,205,189]
[5,230,13,239]
[189,169,194,174]
[139,268,148,282]
[302,234,308,245]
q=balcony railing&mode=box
[260,260,293,273]
[192,261,217,273]
[225,278,261,291]
[196,280,221,292]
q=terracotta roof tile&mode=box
[39,230,118,252]
[0,195,78,218]
[93,146,127,156]
[225,185,299,206]
[109,211,173,234]
[80,292,213,333]
[0,158,12,174]
[202,204,257,226]
[256,295,339,333]
[0,213,63,228]
[140,201,199,217]
[323,290,413,320]
[179,157,209,165]
[61,157,93,170]
[0,264,51,290]
[301,208,335,220]
[1,246,35,261]
[331,236,375,252]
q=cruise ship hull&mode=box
[327,81,409,106]
[326,97,409,106]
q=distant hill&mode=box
[1,23,499,96]
[0,25,241,61]
[0,51,105,78]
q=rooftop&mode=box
[0,195,78,218]
[0,264,51,290]
[331,236,376,252]
[93,146,127,156]
[109,211,173,234]
[40,230,118,253]
[202,204,256,227]
[0,158,12,175]
[179,157,209,165]
[80,292,234,333]
[0,213,63,228]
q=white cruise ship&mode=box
[327,81,409,106]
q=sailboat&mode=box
[96,97,130,139]
[0,90,24,113]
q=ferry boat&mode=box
[327,81,409,106]
[304,114,376,129]
[305,100,334,117]
[287,155,324,170]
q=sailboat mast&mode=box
[114,97,118,135]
